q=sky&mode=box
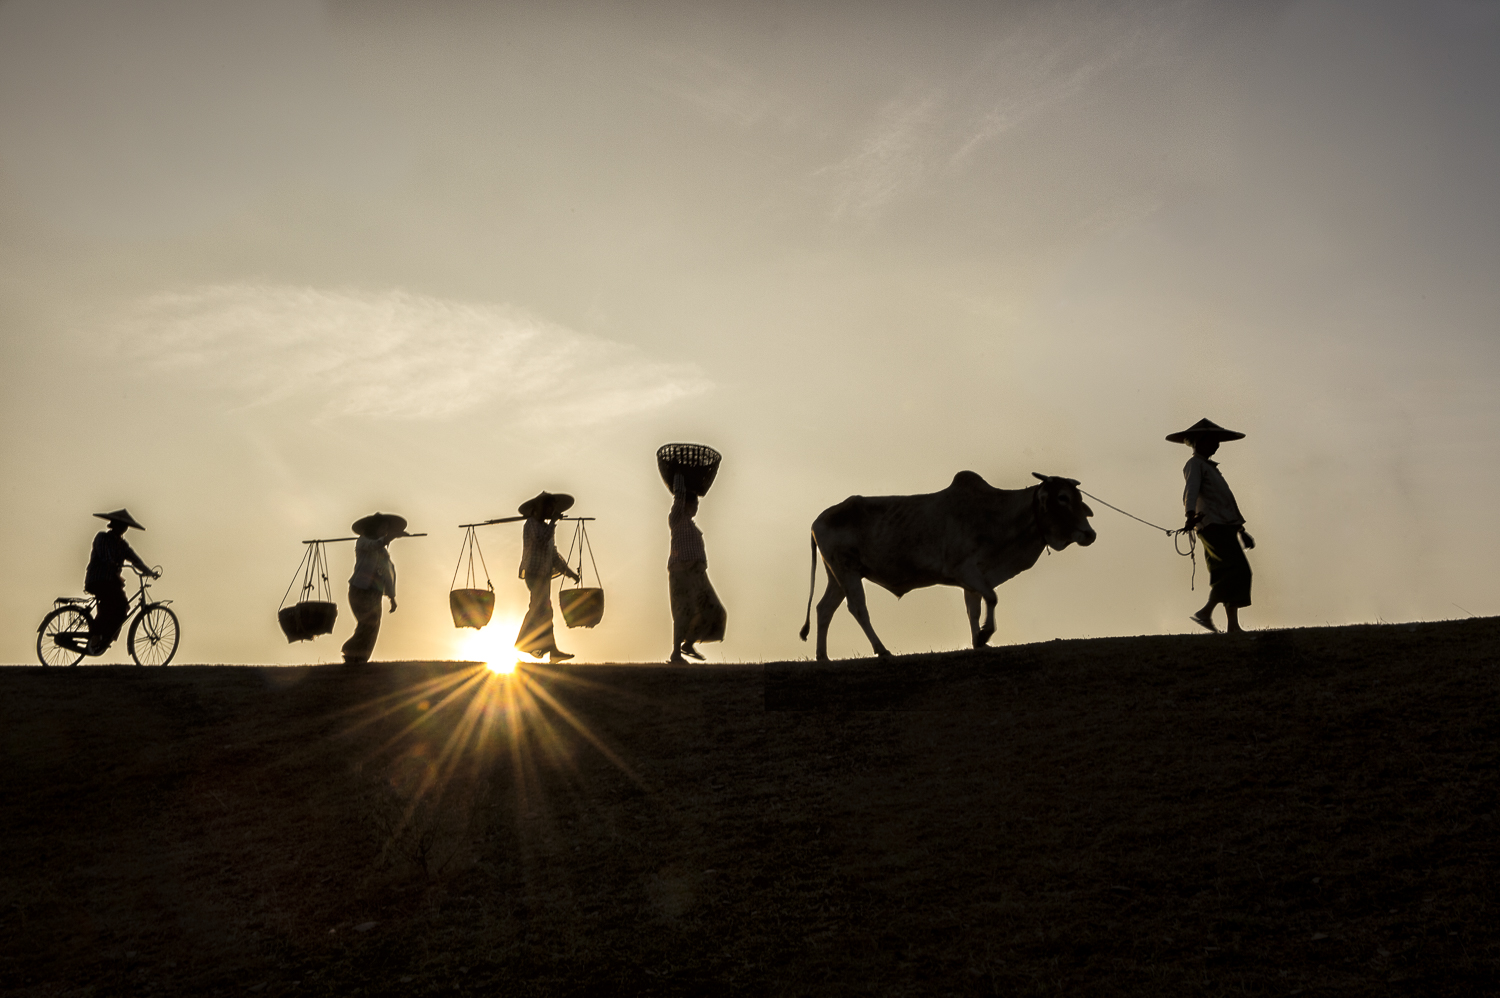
[2,0,1497,665]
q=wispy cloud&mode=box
[119,284,710,424]
[817,2,1190,220]
[645,48,776,128]
[818,90,944,221]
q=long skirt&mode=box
[342,584,384,663]
[516,578,559,656]
[669,565,727,645]
[1198,524,1252,609]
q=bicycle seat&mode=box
[54,596,89,605]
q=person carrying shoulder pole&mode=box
[515,491,581,663]
[1167,418,1256,634]
[84,508,157,654]
[342,512,408,664]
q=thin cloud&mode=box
[645,48,776,128]
[817,2,1190,220]
[818,90,944,221]
[119,284,711,424]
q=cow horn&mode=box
[1031,472,1049,482]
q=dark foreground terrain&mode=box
[3,620,1498,996]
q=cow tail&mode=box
[799,532,818,641]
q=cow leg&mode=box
[813,573,846,663]
[839,575,893,660]
[964,590,983,647]
[975,588,999,647]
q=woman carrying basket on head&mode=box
[516,491,581,663]
[659,444,727,664]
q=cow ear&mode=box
[1031,472,1048,482]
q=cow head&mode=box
[1031,473,1097,550]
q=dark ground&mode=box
[2,619,1498,996]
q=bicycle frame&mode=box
[44,567,172,657]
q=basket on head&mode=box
[656,443,722,497]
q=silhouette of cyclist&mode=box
[85,509,158,654]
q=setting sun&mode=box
[454,618,525,674]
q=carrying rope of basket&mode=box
[450,525,493,592]
[1078,488,1199,591]
[278,541,334,611]
[563,520,602,589]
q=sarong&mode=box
[1197,524,1252,609]
[669,566,727,644]
[342,584,384,663]
[87,584,130,652]
[516,578,558,656]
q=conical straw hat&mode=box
[1165,418,1245,444]
[351,512,409,537]
[94,508,146,530]
[517,491,575,518]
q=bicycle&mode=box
[36,566,180,667]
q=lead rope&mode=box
[1077,488,1198,591]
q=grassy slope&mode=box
[2,619,1497,996]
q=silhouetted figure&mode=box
[1167,418,1255,634]
[84,509,157,654]
[668,474,727,664]
[516,492,581,662]
[342,512,407,664]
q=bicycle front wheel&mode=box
[38,606,90,667]
[129,606,180,666]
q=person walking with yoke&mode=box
[84,509,158,654]
[342,512,408,664]
[516,491,581,663]
[1168,418,1256,634]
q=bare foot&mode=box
[1189,613,1218,633]
[548,650,575,662]
[681,646,705,661]
[669,652,687,665]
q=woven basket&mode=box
[656,442,722,497]
[278,601,339,643]
[449,588,495,629]
[559,587,605,628]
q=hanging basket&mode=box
[560,588,604,629]
[560,520,606,629]
[279,601,339,642]
[657,442,722,497]
[450,588,496,629]
[449,525,496,629]
[277,541,339,643]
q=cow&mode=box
[798,471,1096,661]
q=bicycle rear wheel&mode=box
[38,606,90,667]
[129,606,180,666]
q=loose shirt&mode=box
[519,517,570,581]
[349,536,396,596]
[84,531,149,593]
[1183,456,1245,528]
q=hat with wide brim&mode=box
[1165,418,1246,444]
[351,512,409,538]
[94,508,146,530]
[517,491,575,518]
